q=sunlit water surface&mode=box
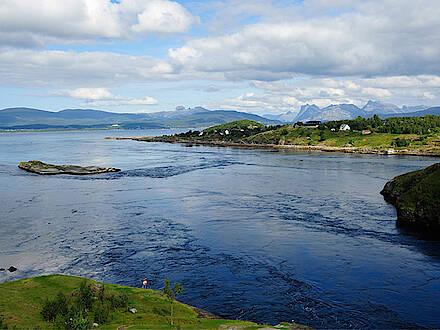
[1,130,440,328]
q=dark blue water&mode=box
[1,130,440,329]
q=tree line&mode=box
[320,115,440,135]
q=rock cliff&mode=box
[381,163,440,237]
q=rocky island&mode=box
[18,160,120,175]
[381,163,440,237]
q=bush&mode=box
[109,291,129,310]
[94,303,110,324]
[392,138,410,147]
[65,308,90,330]
[76,281,93,311]
[97,285,105,304]
[41,299,58,322]
[41,293,68,322]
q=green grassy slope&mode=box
[0,275,307,329]
[243,125,440,151]
[150,119,440,153]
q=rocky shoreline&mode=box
[381,163,440,237]
[107,136,440,157]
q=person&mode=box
[142,278,148,289]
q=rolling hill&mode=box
[0,107,280,130]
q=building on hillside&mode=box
[339,124,351,131]
[303,121,321,127]
[362,130,372,135]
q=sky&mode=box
[0,0,440,115]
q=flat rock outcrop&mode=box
[18,160,120,175]
[381,162,440,237]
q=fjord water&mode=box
[1,130,440,329]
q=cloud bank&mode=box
[0,0,439,112]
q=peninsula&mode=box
[108,115,440,156]
[0,275,309,329]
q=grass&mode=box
[0,275,307,329]
[202,120,264,134]
[243,125,440,152]
[388,163,440,209]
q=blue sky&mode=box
[0,0,439,115]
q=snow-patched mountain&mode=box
[264,101,431,123]
[362,100,401,114]
[289,101,429,122]
[295,104,365,122]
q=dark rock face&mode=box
[381,163,440,238]
[18,161,120,175]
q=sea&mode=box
[0,129,439,329]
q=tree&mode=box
[163,278,183,325]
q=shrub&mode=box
[109,291,129,310]
[76,281,93,311]
[41,293,68,322]
[392,138,410,147]
[41,299,59,322]
[94,303,110,324]
[65,308,90,330]
[97,285,105,304]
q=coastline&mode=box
[107,136,440,157]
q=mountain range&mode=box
[264,101,437,123]
[0,106,280,130]
[1,101,440,131]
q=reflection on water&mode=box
[1,130,440,329]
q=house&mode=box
[362,130,372,135]
[339,124,351,131]
[304,121,321,127]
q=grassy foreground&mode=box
[0,275,307,329]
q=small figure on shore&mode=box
[142,278,148,289]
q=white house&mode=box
[339,124,351,131]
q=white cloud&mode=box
[52,88,158,107]
[120,96,158,105]
[55,88,117,100]
[1,0,440,112]
[0,0,195,48]
[0,49,182,87]
[361,87,392,98]
[169,0,440,79]
[132,0,193,34]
